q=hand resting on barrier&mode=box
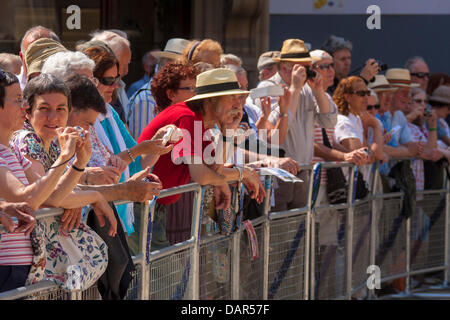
[123,167,163,201]
[61,207,82,231]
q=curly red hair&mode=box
[332,76,365,116]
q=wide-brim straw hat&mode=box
[385,68,420,88]
[273,39,320,63]
[25,38,67,76]
[186,68,250,102]
[368,75,398,92]
[151,38,190,60]
[428,85,450,105]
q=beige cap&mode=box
[151,38,190,61]
[257,51,280,71]
[186,68,250,102]
[25,38,67,77]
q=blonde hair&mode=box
[333,76,365,116]
[182,39,223,66]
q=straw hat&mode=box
[428,85,450,105]
[25,38,67,76]
[368,75,397,92]
[273,39,320,63]
[151,38,190,60]
[385,68,420,88]
[186,68,250,102]
[257,51,280,71]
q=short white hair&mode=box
[220,53,242,67]
[91,30,130,57]
[42,51,95,80]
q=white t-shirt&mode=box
[334,113,364,146]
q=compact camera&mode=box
[74,126,85,140]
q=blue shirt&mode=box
[126,74,150,98]
[127,79,157,140]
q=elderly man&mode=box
[127,38,190,139]
[91,30,131,123]
[255,39,338,211]
[321,35,379,95]
[126,51,157,98]
[405,56,430,91]
[17,25,60,90]
[257,51,280,82]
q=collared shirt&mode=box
[127,79,157,140]
[126,74,150,98]
[376,110,412,147]
[258,72,338,164]
[117,80,129,118]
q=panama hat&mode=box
[428,85,450,105]
[273,39,320,63]
[368,75,397,92]
[151,38,190,61]
[385,68,420,88]
[25,38,67,76]
[186,68,250,102]
[257,51,280,71]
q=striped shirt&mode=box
[126,79,157,140]
[313,124,335,185]
[0,144,33,265]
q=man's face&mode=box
[117,46,132,78]
[377,90,394,114]
[410,61,430,91]
[332,48,351,80]
[212,94,243,130]
[279,61,312,85]
[261,64,277,81]
[392,87,411,112]
[313,58,335,90]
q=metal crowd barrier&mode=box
[1,159,449,300]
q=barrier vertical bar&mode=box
[444,168,449,287]
[345,165,355,300]
[304,168,314,300]
[262,175,272,300]
[231,186,241,300]
[309,200,316,300]
[369,163,379,300]
[191,186,203,300]
[140,200,151,300]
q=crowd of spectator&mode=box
[0,25,449,299]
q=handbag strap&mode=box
[321,128,333,149]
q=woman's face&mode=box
[96,65,119,104]
[28,93,69,143]
[366,95,378,116]
[406,91,426,116]
[345,81,369,114]
[1,83,26,133]
[168,78,196,105]
[67,108,99,131]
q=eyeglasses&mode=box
[413,98,427,104]
[367,104,380,111]
[314,63,334,70]
[348,90,371,97]
[411,72,430,79]
[97,75,121,86]
[178,86,196,91]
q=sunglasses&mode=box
[314,63,334,70]
[411,72,430,79]
[348,90,371,97]
[97,75,121,86]
[178,86,196,91]
[367,104,380,111]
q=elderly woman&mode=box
[0,70,114,292]
[77,43,173,235]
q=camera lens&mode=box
[305,67,316,79]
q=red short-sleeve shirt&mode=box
[138,102,211,204]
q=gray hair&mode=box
[410,87,426,98]
[404,56,427,71]
[223,64,247,77]
[20,25,60,53]
[42,51,95,80]
[91,30,130,57]
[220,53,242,67]
[321,35,353,55]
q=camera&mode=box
[374,59,388,72]
[74,126,85,140]
[305,66,317,80]
[424,105,432,117]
